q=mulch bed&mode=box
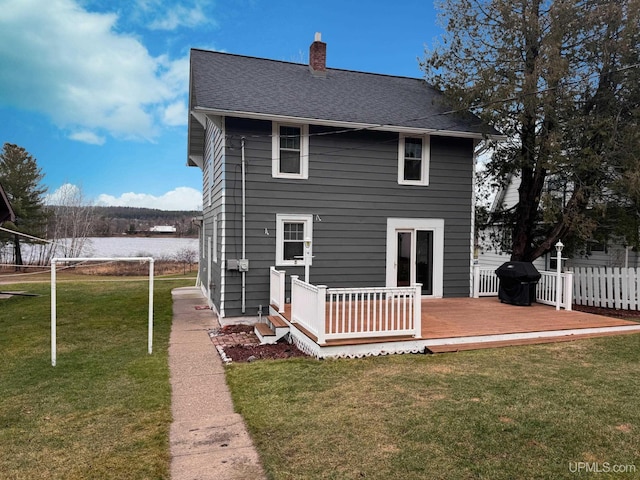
[209,323,308,363]
[222,343,308,362]
[215,324,255,334]
[573,304,640,320]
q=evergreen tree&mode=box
[423,0,640,260]
[0,143,47,268]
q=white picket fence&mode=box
[571,267,640,310]
[473,265,573,310]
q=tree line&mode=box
[90,206,201,237]
[0,143,201,268]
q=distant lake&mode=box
[80,237,199,258]
[1,236,199,264]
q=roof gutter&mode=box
[192,106,507,141]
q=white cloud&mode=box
[0,0,190,141]
[69,130,106,145]
[44,183,86,205]
[96,187,202,211]
[148,2,209,30]
[162,101,188,126]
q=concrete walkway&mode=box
[169,287,266,480]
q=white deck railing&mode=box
[289,275,422,345]
[269,266,286,313]
[326,285,422,341]
[472,266,500,297]
[291,275,327,343]
[473,265,573,310]
[536,271,573,310]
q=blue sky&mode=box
[0,0,442,210]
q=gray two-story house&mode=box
[187,34,496,319]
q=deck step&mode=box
[255,323,275,337]
[267,315,287,329]
[254,317,290,345]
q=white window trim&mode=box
[213,214,218,263]
[201,222,206,260]
[398,134,430,186]
[208,149,214,207]
[272,123,309,179]
[207,235,212,298]
[275,214,313,266]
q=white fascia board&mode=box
[191,111,207,128]
[188,154,203,168]
[192,106,506,141]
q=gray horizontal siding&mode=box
[200,117,225,314]
[221,118,474,316]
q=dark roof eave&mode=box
[191,106,505,141]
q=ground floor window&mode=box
[275,214,313,266]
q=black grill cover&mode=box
[495,261,541,306]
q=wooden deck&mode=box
[277,297,640,355]
[422,297,638,338]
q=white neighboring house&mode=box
[477,173,640,269]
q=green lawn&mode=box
[227,334,640,480]
[0,277,193,479]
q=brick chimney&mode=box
[309,32,326,76]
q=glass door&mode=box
[416,230,433,295]
[396,231,412,286]
[387,219,443,297]
[395,229,434,294]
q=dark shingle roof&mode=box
[189,49,496,136]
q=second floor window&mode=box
[398,134,430,186]
[272,123,309,179]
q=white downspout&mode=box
[241,137,246,314]
[470,139,479,297]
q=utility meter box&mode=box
[238,258,249,272]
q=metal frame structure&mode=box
[50,257,154,366]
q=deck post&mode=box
[290,275,299,322]
[472,265,480,298]
[555,240,564,311]
[316,285,327,345]
[564,272,573,311]
[270,266,286,313]
[413,284,422,338]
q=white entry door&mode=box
[386,219,444,297]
